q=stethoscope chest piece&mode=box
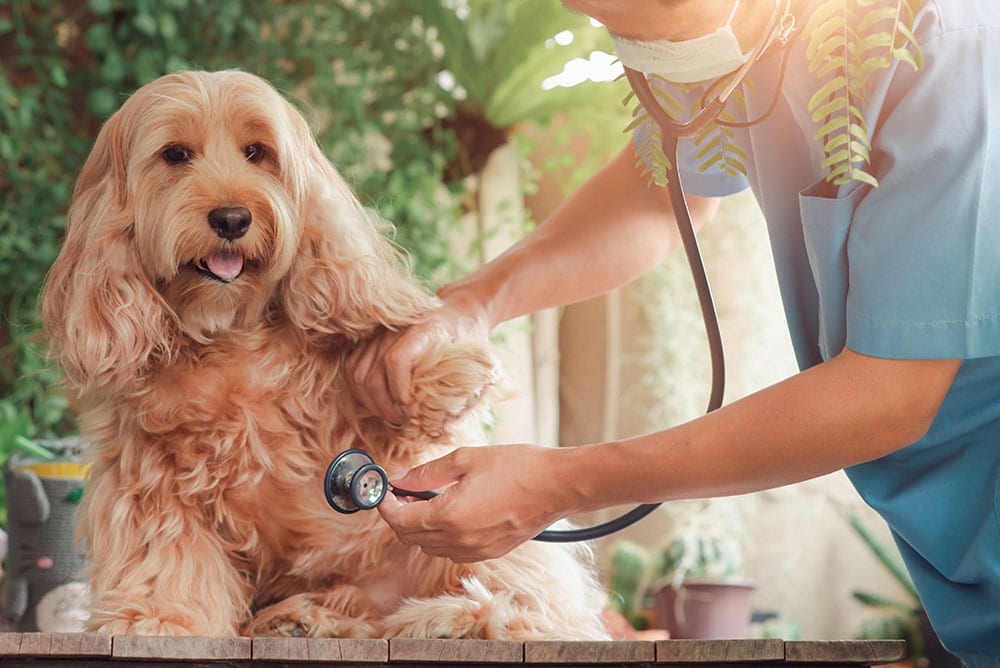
[324,448,389,513]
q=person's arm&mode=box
[443,143,720,329]
[378,348,960,562]
[346,144,720,424]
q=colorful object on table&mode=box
[2,437,90,632]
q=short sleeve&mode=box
[845,23,1000,359]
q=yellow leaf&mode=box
[815,55,847,79]
[814,115,850,140]
[694,135,724,161]
[811,96,850,123]
[809,75,849,110]
[851,169,880,188]
[821,149,851,170]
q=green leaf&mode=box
[88,0,114,15]
[14,435,56,460]
[87,88,118,117]
[133,12,158,36]
[850,168,880,188]
[99,50,126,82]
[49,64,68,88]
[814,114,850,141]
[159,14,179,40]
[808,75,848,111]
[811,95,850,123]
[848,515,920,601]
[85,23,113,51]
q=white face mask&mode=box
[611,0,748,84]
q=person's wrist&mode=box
[437,279,499,334]
[548,445,597,517]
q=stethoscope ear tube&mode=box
[531,136,726,542]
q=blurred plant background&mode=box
[0,0,626,444]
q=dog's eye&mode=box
[244,144,266,163]
[162,145,193,165]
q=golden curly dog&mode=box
[41,70,608,639]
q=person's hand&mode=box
[345,288,490,427]
[377,444,578,562]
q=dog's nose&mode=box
[208,206,252,240]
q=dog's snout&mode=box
[208,206,252,240]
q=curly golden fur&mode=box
[40,70,608,639]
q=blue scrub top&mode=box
[631,1,1000,664]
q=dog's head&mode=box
[43,70,429,393]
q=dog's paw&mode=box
[405,340,505,440]
[245,591,377,638]
[381,577,515,639]
[92,616,195,636]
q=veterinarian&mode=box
[346,0,1000,663]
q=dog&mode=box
[40,70,609,640]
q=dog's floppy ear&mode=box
[279,103,433,340]
[41,109,177,394]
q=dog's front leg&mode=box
[243,585,378,638]
[83,492,252,636]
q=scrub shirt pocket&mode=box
[797,180,867,360]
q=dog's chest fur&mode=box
[109,327,386,571]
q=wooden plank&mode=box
[112,635,252,660]
[390,638,522,664]
[524,640,654,664]
[0,634,23,655]
[253,637,387,662]
[655,640,785,663]
[10,633,111,657]
[785,641,907,664]
[253,637,309,661]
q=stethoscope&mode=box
[324,0,800,543]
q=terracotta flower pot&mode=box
[653,578,755,639]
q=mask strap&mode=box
[723,0,742,29]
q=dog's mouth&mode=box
[192,250,245,283]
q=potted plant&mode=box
[606,499,757,639]
[649,506,756,640]
[606,539,657,631]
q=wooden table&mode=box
[0,634,906,667]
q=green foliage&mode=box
[626,78,750,186]
[401,0,629,185]
[401,0,624,132]
[693,87,749,179]
[654,524,744,586]
[805,0,925,187]
[607,540,655,629]
[623,78,681,188]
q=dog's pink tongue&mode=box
[206,250,244,281]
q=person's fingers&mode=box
[347,335,407,426]
[378,491,442,542]
[377,491,407,527]
[390,449,467,492]
[383,327,436,409]
[345,343,383,419]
